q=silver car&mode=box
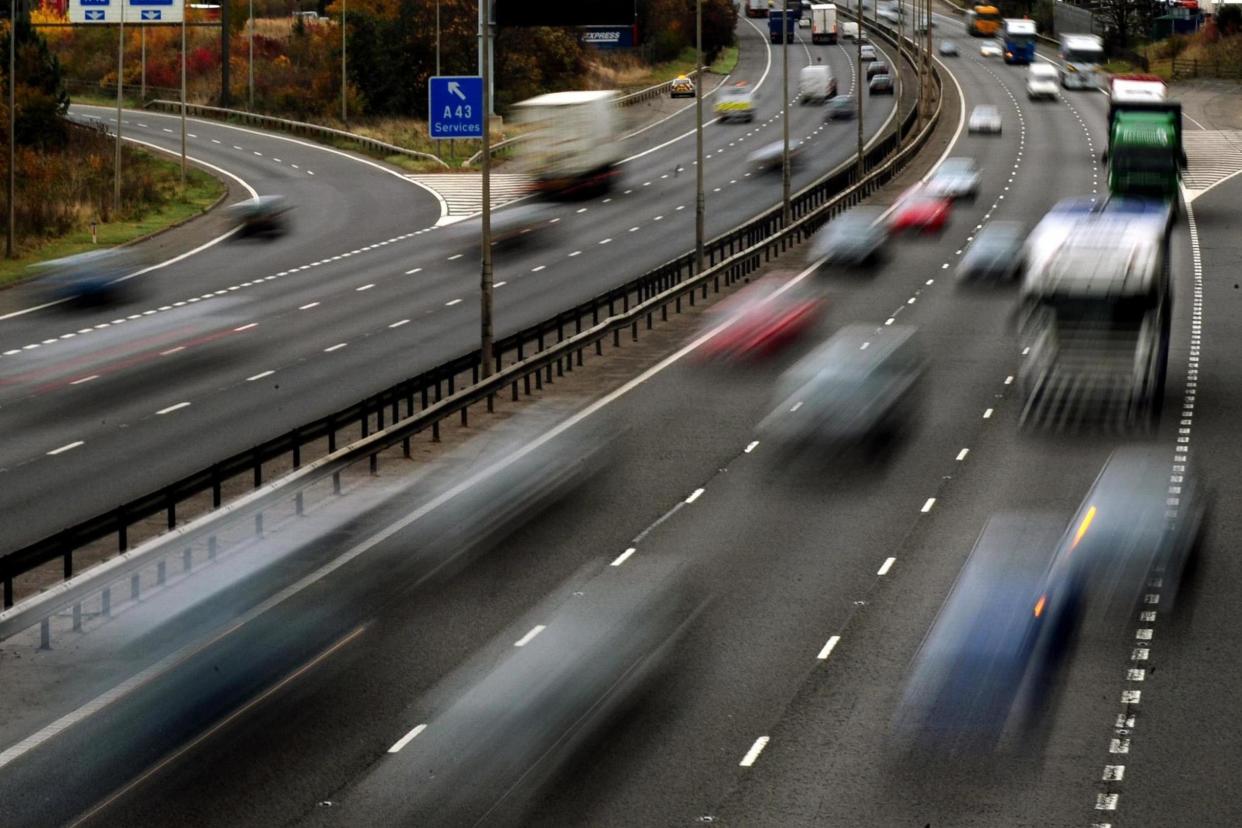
[956,221,1025,281]
[926,157,980,201]
[968,104,1002,134]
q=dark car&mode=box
[228,194,291,238]
[956,221,1026,281]
[869,74,895,95]
[827,94,856,120]
[33,249,141,307]
[866,61,890,80]
[809,207,888,267]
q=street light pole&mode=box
[180,2,187,186]
[248,0,254,110]
[115,8,124,215]
[340,0,347,124]
[694,0,704,273]
[856,7,865,182]
[781,0,790,226]
[140,26,145,102]
[7,0,15,259]
[479,5,493,378]
[895,0,903,149]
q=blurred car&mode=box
[1060,446,1207,619]
[747,139,803,172]
[715,82,757,123]
[799,13,811,27]
[888,186,951,235]
[956,221,1026,281]
[1027,62,1060,100]
[228,194,291,238]
[869,74,895,95]
[939,40,959,56]
[31,248,140,307]
[980,41,1002,58]
[927,157,981,201]
[968,104,1002,134]
[758,324,925,452]
[809,206,889,267]
[893,513,1082,757]
[670,74,696,98]
[860,44,877,61]
[827,94,856,120]
[449,202,555,248]
[694,272,827,363]
[866,60,890,80]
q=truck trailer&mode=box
[769,8,796,42]
[512,91,624,198]
[811,4,838,43]
[1103,76,1186,203]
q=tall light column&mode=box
[114,9,124,214]
[7,0,15,258]
[781,0,790,226]
[479,4,493,377]
[694,0,704,273]
[856,9,865,182]
[340,0,347,123]
[248,0,254,110]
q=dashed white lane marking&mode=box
[745,440,759,453]
[494,281,507,288]
[234,322,258,332]
[323,343,348,353]
[982,408,994,419]
[387,723,427,754]
[877,557,896,576]
[599,238,613,245]
[920,498,936,513]
[739,736,770,767]
[445,299,462,307]
[70,375,99,385]
[955,448,969,461]
[568,250,582,257]
[159,346,184,356]
[356,283,375,291]
[47,441,85,456]
[388,319,410,329]
[531,265,546,272]
[817,635,841,661]
[156,402,191,415]
[685,488,705,504]
[611,547,637,567]
[447,253,463,261]
[246,370,275,382]
[514,625,546,647]
[406,267,423,274]
[299,302,320,310]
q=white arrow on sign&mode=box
[85,8,104,18]
[447,81,467,101]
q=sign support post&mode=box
[181,4,187,185]
[114,9,124,215]
[7,0,14,259]
[480,30,493,379]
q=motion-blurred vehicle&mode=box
[927,157,981,201]
[827,94,856,120]
[747,139,803,172]
[809,206,888,267]
[31,248,141,307]
[229,194,291,238]
[1059,34,1104,89]
[869,74,895,95]
[448,202,555,249]
[939,39,959,56]
[810,3,838,42]
[715,82,757,123]
[1018,197,1173,427]
[1103,75,1186,203]
[1062,445,1206,618]
[694,271,827,363]
[980,41,1002,57]
[956,221,1025,281]
[968,104,1002,134]
[512,90,624,197]
[888,186,951,235]
[866,60,890,80]
[893,513,1082,757]
[860,43,877,61]
[1027,62,1060,100]
[670,74,696,98]
[758,324,925,452]
[799,64,838,104]
[841,20,860,40]
[1002,17,1038,65]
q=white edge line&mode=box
[514,624,546,647]
[816,635,841,660]
[739,735,770,767]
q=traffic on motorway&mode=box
[0,4,1224,827]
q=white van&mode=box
[799,64,838,104]
[1027,63,1059,100]
[840,21,859,40]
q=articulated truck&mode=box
[811,4,838,43]
[1018,198,1172,429]
[1103,75,1186,203]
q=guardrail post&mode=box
[63,548,73,580]
[131,573,140,601]
[212,466,222,509]
[594,308,603,355]
[183,548,192,573]
[118,515,129,553]
[4,576,12,609]
[102,587,111,616]
[40,618,50,650]
[253,451,263,489]
[157,559,167,585]
[73,602,82,631]
[167,496,176,531]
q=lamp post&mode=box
[479,2,493,378]
[340,0,347,124]
[695,0,704,272]
[114,6,124,215]
[781,0,790,226]
[248,0,254,110]
[180,0,187,186]
[7,0,15,259]
[856,7,865,182]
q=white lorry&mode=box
[1027,63,1060,100]
[799,64,838,103]
[840,20,859,40]
[746,0,768,18]
[512,91,624,197]
[1059,34,1104,90]
[811,4,838,43]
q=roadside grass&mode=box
[0,164,223,289]
[711,46,741,75]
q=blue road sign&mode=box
[429,76,484,140]
[84,8,105,17]
[130,0,174,5]
[80,0,110,5]
[140,8,161,17]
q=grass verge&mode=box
[0,163,224,289]
[710,46,740,76]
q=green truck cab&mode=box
[1103,75,1187,202]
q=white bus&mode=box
[1059,34,1104,90]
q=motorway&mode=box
[0,15,903,555]
[0,8,1236,828]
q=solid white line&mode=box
[817,635,841,660]
[388,319,410,328]
[70,375,99,385]
[877,557,896,576]
[247,371,275,381]
[299,302,320,310]
[739,736,770,767]
[920,498,936,513]
[156,402,191,415]
[611,548,637,567]
[47,441,85,456]
[685,488,705,503]
[955,448,969,461]
[324,343,348,352]
[514,625,546,647]
[388,723,427,754]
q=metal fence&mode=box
[1172,57,1242,80]
[0,19,942,632]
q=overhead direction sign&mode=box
[429,76,484,140]
[70,0,184,23]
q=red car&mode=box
[887,185,952,235]
[695,272,827,362]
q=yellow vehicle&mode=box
[965,4,1002,37]
[670,75,696,98]
[715,82,756,123]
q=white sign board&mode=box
[70,0,185,24]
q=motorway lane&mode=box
[0,23,906,552]
[14,41,1130,828]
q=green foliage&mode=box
[1,17,71,149]
[1218,6,1242,37]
